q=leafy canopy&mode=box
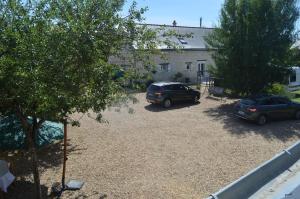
[207,0,299,95]
[0,0,158,124]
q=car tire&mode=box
[257,115,267,125]
[194,95,199,103]
[163,99,172,108]
[295,110,300,120]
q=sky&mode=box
[123,0,300,30]
[122,0,224,28]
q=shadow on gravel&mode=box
[1,141,85,199]
[5,180,49,199]
[204,102,300,141]
[144,101,200,112]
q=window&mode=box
[164,85,173,90]
[259,98,275,105]
[160,63,170,72]
[290,70,296,82]
[178,37,188,44]
[186,62,192,70]
[200,63,205,76]
[274,97,290,105]
[197,62,206,76]
[148,85,161,92]
[172,84,185,91]
[241,99,257,105]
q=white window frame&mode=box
[160,63,171,72]
[186,62,192,71]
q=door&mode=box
[197,60,206,82]
[272,97,293,119]
[260,97,291,120]
[259,98,279,120]
[172,84,188,101]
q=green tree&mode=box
[207,0,299,95]
[0,0,160,198]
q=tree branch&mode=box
[0,50,8,59]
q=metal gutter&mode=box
[207,141,300,199]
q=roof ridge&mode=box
[137,23,215,30]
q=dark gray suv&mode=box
[146,82,200,108]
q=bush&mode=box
[173,72,183,82]
[265,83,294,99]
[266,83,285,95]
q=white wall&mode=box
[109,49,215,84]
[297,68,300,83]
[152,50,215,83]
[289,67,300,86]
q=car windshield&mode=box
[148,85,162,92]
[241,99,256,105]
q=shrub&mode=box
[265,83,294,99]
[173,72,183,82]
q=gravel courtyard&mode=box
[3,93,300,199]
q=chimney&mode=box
[172,20,177,27]
[200,17,202,27]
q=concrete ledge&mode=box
[208,141,300,199]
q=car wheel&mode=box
[296,110,300,120]
[194,95,199,103]
[257,115,267,125]
[163,99,172,108]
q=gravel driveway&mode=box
[3,93,300,199]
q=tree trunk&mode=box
[28,117,42,199]
[15,109,44,199]
[29,140,42,199]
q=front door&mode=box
[197,60,206,82]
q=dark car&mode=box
[235,95,300,125]
[146,82,200,108]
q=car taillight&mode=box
[247,108,257,112]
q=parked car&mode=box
[235,95,300,125]
[146,82,200,108]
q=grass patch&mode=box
[292,90,300,95]
[292,98,300,103]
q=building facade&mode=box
[110,24,215,84]
[288,41,300,90]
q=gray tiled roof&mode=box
[145,24,214,50]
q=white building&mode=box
[289,67,300,90]
[110,24,215,84]
[288,41,300,90]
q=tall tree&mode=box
[207,0,299,95]
[0,0,160,198]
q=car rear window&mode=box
[148,85,162,92]
[241,99,256,105]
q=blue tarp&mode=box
[0,115,63,150]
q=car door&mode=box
[183,85,194,100]
[272,97,293,119]
[258,97,278,120]
[172,84,187,101]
